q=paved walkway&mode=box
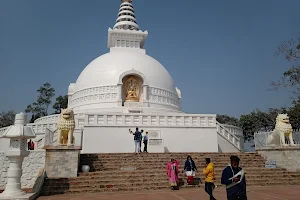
[38,186,300,200]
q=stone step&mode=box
[80,156,264,160]
[40,152,300,196]
[88,162,265,168]
[70,173,300,181]
[83,159,264,164]
[57,175,300,184]
[83,153,260,156]
[86,168,284,174]
[80,154,262,160]
[89,165,264,171]
[77,168,289,176]
[41,179,300,195]
[41,185,170,195]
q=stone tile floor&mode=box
[37,185,300,200]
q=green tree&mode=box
[25,82,55,122]
[216,114,239,126]
[0,110,16,128]
[287,97,300,129]
[271,37,300,96]
[239,109,284,141]
[53,95,68,114]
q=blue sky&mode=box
[0,0,299,117]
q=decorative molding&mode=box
[34,114,60,124]
[69,85,119,107]
[148,87,180,108]
[86,114,216,128]
[124,102,143,108]
[149,87,178,99]
[118,69,149,85]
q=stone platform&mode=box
[44,146,81,178]
[257,146,300,172]
[37,186,300,200]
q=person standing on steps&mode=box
[27,139,32,150]
[143,131,149,153]
[139,130,144,153]
[30,140,35,150]
[166,158,179,190]
[203,158,216,200]
[221,156,247,200]
[184,155,197,185]
[129,127,141,153]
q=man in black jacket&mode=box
[129,127,141,153]
[221,156,247,200]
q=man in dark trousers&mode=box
[143,131,149,153]
[203,158,216,200]
[221,156,247,200]
[130,127,141,153]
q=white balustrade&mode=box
[85,113,217,127]
[222,124,243,136]
[0,113,241,151]
[0,127,8,137]
[216,122,240,150]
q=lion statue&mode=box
[266,113,295,146]
[57,108,75,146]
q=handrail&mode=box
[216,122,241,150]
[0,126,9,137]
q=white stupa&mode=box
[68,0,181,115]
[0,0,244,153]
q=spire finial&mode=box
[113,0,139,30]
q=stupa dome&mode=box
[67,0,181,113]
[75,50,176,94]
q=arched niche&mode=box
[122,74,143,103]
[118,69,148,104]
[118,68,148,86]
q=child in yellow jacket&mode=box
[203,158,216,200]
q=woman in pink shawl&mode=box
[166,159,179,190]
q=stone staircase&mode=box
[40,153,300,195]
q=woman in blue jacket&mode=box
[184,155,197,185]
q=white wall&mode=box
[81,126,218,153]
[217,134,240,152]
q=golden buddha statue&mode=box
[125,76,139,102]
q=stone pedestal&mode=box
[257,146,300,172]
[44,146,81,178]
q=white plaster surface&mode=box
[0,151,46,190]
[217,134,241,152]
[82,126,219,153]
